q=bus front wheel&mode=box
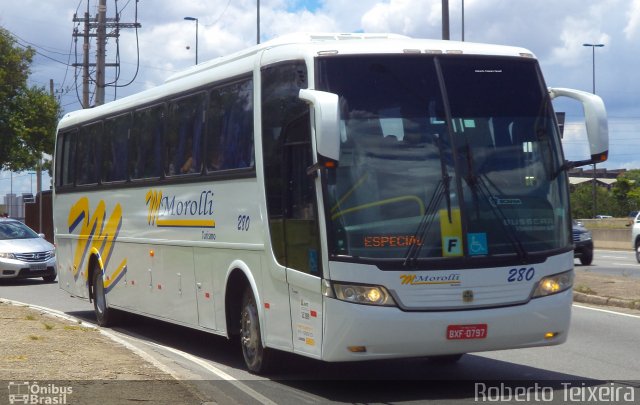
[240,288,272,374]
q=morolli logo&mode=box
[145,189,216,228]
[400,273,461,286]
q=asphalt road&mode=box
[2,250,640,404]
[576,248,640,278]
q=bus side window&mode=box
[102,113,131,183]
[131,105,164,180]
[76,122,102,186]
[206,78,254,173]
[166,93,205,176]
[56,129,77,187]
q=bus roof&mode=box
[57,32,536,130]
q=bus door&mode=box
[282,110,324,358]
[262,61,324,358]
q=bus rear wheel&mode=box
[93,266,116,327]
[240,288,272,374]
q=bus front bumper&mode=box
[321,289,572,362]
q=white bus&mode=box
[53,33,608,373]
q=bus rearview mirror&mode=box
[299,89,341,161]
[549,87,609,168]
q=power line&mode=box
[72,0,141,107]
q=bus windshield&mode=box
[317,55,570,264]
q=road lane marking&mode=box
[138,339,278,405]
[574,304,640,319]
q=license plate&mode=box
[446,324,488,340]
[29,263,47,271]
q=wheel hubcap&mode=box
[241,302,259,357]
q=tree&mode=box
[0,27,61,171]
[570,182,616,219]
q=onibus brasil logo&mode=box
[8,382,73,404]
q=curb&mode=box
[573,291,640,311]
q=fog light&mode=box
[348,346,367,353]
[544,332,558,340]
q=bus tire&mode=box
[240,288,272,374]
[93,265,116,327]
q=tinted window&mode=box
[102,113,131,183]
[206,78,254,172]
[56,130,77,187]
[166,93,205,176]
[262,62,321,274]
[76,122,102,185]
[131,105,164,179]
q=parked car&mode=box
[573,220,593,265]
[631,212,640,263]
[0,218,56,282]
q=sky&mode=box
[1,0,640,198]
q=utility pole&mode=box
[72,0,141,108]
[82,4,90,108]
[95,0,107,105]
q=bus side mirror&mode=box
[549,87,609,169]
[299,89,341,161]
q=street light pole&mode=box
[583,43,604,219]
[462,0,465,41]
[184,17,199,65]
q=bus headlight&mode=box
[323,280,397,306]
[532,270,574,298]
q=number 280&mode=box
[507,267,535,282]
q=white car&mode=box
[632,212,640,263]
[0,218,57,282]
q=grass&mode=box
[63,325,94,332]
[574,285,597,295]
[28,335,43,341]
[43,323,54,331]
[25,315,36,321]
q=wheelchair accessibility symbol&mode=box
[468,233,488,256]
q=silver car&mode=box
[0,218,56,282]
[632,212,640,263]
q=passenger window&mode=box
[206,78,254,172]
[131,105,164,179]
[56,130,77,187]
[165,93,205,176]
[102,113,131,183]
[76,122,102,185]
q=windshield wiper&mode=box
[402,179,446,267]
[403,133,452,267]
[463,144,529,263]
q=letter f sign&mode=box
[443,237,462,257]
